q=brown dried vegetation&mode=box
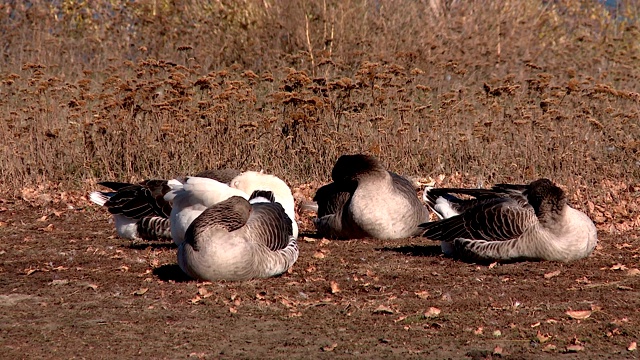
[1,1,640,358]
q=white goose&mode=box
[311,154,429,240]
[89,169,240,241]
[166,171,298,246]
[419,178,598,262]
[177,191,298,281]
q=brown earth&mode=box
[0,197,639,360]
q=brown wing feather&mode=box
[245,202,294,251]
[185,196,252,251]
[420,197,537,242]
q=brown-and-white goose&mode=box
[311,154,430,240]
[418,178,598,262]
[89,169,240,241]
[166,171,298,246]
[177,191,298,281]
[229,171,298,239]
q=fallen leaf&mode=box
[39,224,54,232]
[489,262,498,269]
[255,291,266,300]
[565,344,584,352]
[322,343,337,352]
[537,331,551,343]
[611,263,628,271]
[415,290,430,299]
[544,270,561,279]
[312,251,325,259]
[330,281,340,294]
[473,327,483,335]
[493,330,502,337]
[49,279,68,286]
[493,345,503,356]
[424,307,441,318]
[25,268,39,275]
[542,344,557,352]
[394,315,408,323]
[190,296,202,304]
[132,288,148,296]
[86,283,98,290]
[617,285,634,291]
[627,268,640,276]
[531,322,541,328]
[229,307,238,314]
[373,305,394,314]
[566,310,591,320]
[628,341,637,351]
[37,215,48,222]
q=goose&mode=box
[89,169,240,241]
[418,178,598,262]
[229,171,298,239]
[311,154,430,240]
[166,171,297,245]
[177,190,299,281]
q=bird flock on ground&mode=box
[90,154,598,282]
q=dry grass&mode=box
[0,0,639,223]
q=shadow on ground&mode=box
[127,241,177,251]
[378,244,443,257]
[153,264,193,282]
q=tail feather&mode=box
[299,201,319,213]
[89,191,112,207]
[137,216,172,241]
[249,190,276,203]
[97,181,135,191]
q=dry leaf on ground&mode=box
[566,310,591,320]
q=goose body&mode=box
[166,171,298,245]
[312,154,429,240]
[229,171,298,239]
[89,169,240,241]
[419,178,598,262]
[178,192,298,281]
[165,177,249,245]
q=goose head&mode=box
[525,178,567,218]
[331,154,385,181]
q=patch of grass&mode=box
[0,1,638,222]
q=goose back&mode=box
[178,195,298,281]
[419,178,597,262]
[314,154,429,240]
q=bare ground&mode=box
[0,200,639,360]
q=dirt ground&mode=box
[1,197,639,360]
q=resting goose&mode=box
[423,182,529,220]
[178,191,299,281]
[89,169,240,241]
[229,171,298,239]
[166,171,297,245]
[418,178,598,262]
[312,154,430,240]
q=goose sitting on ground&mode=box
[177,191,298,281]
[229,171,298,239]
[418,178,598,262]
[166,171,297,245]
[311,154,430,240]
[89,169,240,241]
